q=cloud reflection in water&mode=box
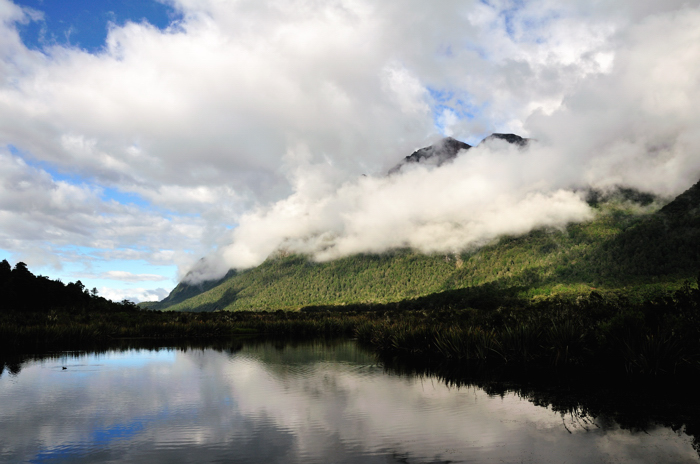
[0,342,697,463]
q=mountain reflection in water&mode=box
[0,339,698,463]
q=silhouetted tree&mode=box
[0,259,11,281]
[12,262,32,276]
[0,261,138,313]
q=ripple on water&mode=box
[0,342,698,464]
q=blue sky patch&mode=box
[9,144,155,210]
[427,87,481,138]
[101,187,152,209]
[89,349,177,369]
[0,249,12,264]
[13,0,180,53]
[0,245,177,299]
[500,0,525,40]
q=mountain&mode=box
[481,133,529,146]
[148,138,700,313]
[595,179,700,277]
[388,133,529,175]
[388,137,471,174]
[156,268,235,308]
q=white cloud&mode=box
[192,140,592,280]
[185,0,700,282]
[98,286,170,303]
[100,271,168,282]
[0,148,209,274]
[0,0,699,287]
[381,62,430,115]
[526,6,700,196]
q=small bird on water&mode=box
[62,366,67,370]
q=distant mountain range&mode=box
[146,135,700,312]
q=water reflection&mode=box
[1,339,698,463]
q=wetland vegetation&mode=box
[3,257,699,379]
[3,256,700,460]
[3,180,700,379]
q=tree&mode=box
[13,262,32,276]
[0,259,11,283]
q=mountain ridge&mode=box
[147,137,699,312]
[388,132,529,175]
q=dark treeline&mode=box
[0,259,137,313]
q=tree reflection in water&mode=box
[1,338,698,463]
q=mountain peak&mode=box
[389,137,471,175]
[479,133,530,146]
[389,133,529,175]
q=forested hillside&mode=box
[148,179,700,312]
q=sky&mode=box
[1,0,699,302]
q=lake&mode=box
[1,339,698,463]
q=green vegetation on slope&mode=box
[150,184,695,312]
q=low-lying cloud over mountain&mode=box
[183,3,700,283]
[0,0,699,293]
[185,135,591,282]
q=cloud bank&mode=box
[0,0,698,289]
[0,148,208,270]
[204,140,593,280]
[188,1,700,282]
[98,286,170,303]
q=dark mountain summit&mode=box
[403,137,472,164]
[388,137,472,174]
[480,133,529,147]
[389,133,529,175]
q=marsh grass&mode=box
[3,279,700,377]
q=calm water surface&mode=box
[1,340,698,463]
